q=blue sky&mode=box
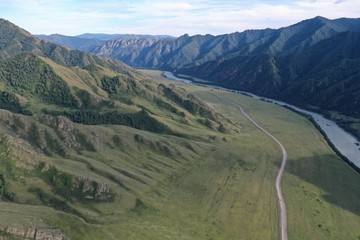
[0,0,358,36]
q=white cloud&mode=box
[0,0,359,36]
[334,0,347,4]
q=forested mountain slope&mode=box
[86,16,360,69]
[180,30,360,118]
[0,19,237,240]
[66,16,360,121]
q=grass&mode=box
[141,69,360,239]
[183,83,360,240]
[0,69,359,239]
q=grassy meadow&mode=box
[0,69,359,240]
[142,69,360,240]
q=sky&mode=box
[0,0,359,36]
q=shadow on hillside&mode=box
[283,154,360,216]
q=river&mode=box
[163,71,360,169]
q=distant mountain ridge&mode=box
[36,34,105,51]
[87,16,360,119]
[181,31,360,114]
[178,17,360,118]
[36,16,360,70]
[76,33,174,40]
[34,16,360,121]
[87,16,360,69]
[36,33,173,50]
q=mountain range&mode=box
[1,17,360,240]
[178,17,360,117]
[40,16,360,124]
[36,33,173,51]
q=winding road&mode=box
[213,93,288,240]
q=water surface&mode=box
[163,71,360,168]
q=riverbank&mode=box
[172,72,360,142]
[282,105,360,174]
[168,71,360,172]
[139,68,360,239]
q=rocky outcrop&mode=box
[37,163,113,201]
[34,229,66,240]
[92,38,159,60]
[37,115,78,149]
[2,226,67,240]
[74,176,112,201]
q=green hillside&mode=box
[179,30,360,138]
[48,16,360,137]
[0,18,133,75]
[1,67,359,239]
[0,19,359,240]
[0,20,237,239]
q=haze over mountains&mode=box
[36,33,173,51]
[39,16,360,121]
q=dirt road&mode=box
[214,93,288,240]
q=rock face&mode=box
[91,35,215,69]
[74,176,112,200]
[2,226,67,240]
[38,115,78,149]
[35,229,67,240]
[92,38,159,60]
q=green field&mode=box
[142,70,360,239]
[0,70,359,240]
[195,89,360,240]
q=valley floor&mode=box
[143,69,360,240]
[0,70,359,240]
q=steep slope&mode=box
[29,16,360,135]
[87,17,359,69]
[278,31,360,117]
[0,18,133,74]
[253,16,359,55]
[0,20,237,239]
[0,19,231,134]
[88,16,360,123]
[90,30,277,69]
[1,19,360,240]
[178,53,282,95]
[37,17,360,76]
[180,31,360,118]
[31,16,360,130]
[91,34,214,69]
